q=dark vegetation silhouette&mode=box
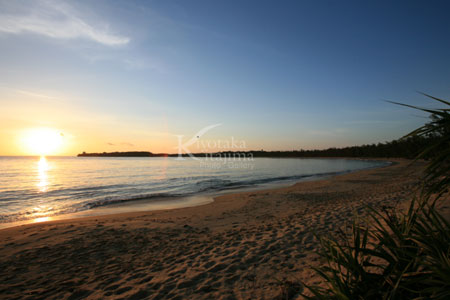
[78,136,435,159]
[244,135,433,159]
[78,151,168,157]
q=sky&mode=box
[1,0,450,155]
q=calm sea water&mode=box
[0,156,388,225]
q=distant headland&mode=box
[77,135,434,159]
[77,151,168,157]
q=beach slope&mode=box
[0,160,430,299]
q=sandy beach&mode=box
[0,159,440,299]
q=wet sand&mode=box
[0,159,438,299]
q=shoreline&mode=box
[0,158,391,230]
[0,159,429,299]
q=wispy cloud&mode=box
[0,85,66,103]
[121,142,135,147]
[107,142,135,147]
[16,89,59,100]
[0,0,129,46]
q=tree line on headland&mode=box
[77,135,435,159]
[78,151,165,157]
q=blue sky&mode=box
[1,0,450,155]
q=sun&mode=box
[21,128,64,156]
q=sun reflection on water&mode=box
[29,157,57,222]
[33,216,52,223]
[37,156,49,192]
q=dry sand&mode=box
[0,159,443,300]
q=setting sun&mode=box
[21,128,64,156]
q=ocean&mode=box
[0,156,388,227]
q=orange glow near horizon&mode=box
[21,128,64,156]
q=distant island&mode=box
[77,135,434,159]
[77,151,168,157]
